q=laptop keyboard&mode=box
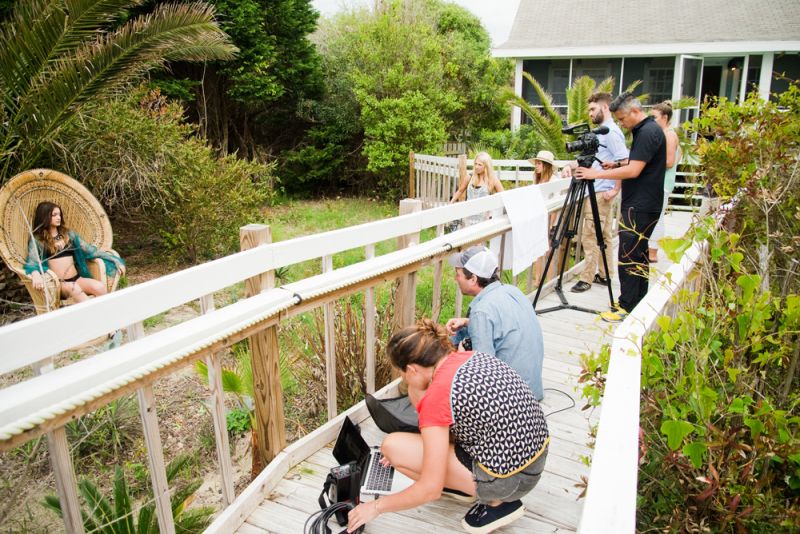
[365,452,394,492]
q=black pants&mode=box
[618,206,660,312]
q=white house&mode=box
[495,0,800,128]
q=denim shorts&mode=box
[456,444,548,503]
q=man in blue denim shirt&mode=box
[446,246,545,400]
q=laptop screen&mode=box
[332,416,371,467]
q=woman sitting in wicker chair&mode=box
[25,201,124,303]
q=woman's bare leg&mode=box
[77,277,107,297]
[381,432,475,495]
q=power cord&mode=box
[542,387,576,418]
[304,502,363,534]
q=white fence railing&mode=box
[0,181,573,534]
[411,153,704,213]
[577,205,725,533]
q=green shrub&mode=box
[475,124,544,160]
[42,86,275,263]
[43,454,213,533]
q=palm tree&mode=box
[43,454,214,533]
[504,73,644,156]
[0,0,237,181]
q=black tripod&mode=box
[533,169,615,315]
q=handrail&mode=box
[0,180,567,374]
[578,206,726,533]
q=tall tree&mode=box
[282,0,512,197]
[161,0,323,157]
[0,0,237,181]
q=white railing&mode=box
[0,180,573,534]
[577,206,725,533]
[412,153,705,213]
[411,153,569,208]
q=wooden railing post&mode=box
[431,225,445,323]
[408,151,415,199]
[322,254,337,419]
[240,224,286,472]
[127,321,175,534]
[199,294,235,505]
[394,199,422,333]
[32,359,84,534]
[364,244,377,394]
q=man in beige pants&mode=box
[566,92,629,293]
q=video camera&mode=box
[562,123,609,168]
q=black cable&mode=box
[542,387,576,418]
[305,502,361,534]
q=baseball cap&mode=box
[448,246,499,278]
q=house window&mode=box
[549,67,570,106]
[644,66,674,104]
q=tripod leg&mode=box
[585,180,615,308]
[533,178,581,307]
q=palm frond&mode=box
[566,76,596,125]
[503,72,568,157]
[597,76,615,94]
[78,477,116,533]
[1,1,237,178]
[112,464,135,533]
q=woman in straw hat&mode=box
[530,150,567,284]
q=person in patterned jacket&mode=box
[347,320,549,534]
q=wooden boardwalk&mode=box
[231,212,695,534]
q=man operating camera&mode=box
[563,92,629,296]
[573,92,665,323]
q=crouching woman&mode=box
[347,319,549,533]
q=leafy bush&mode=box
[636,223,799,532]
[475,124,544,160]
[283,0,511,197]
[43,87,275,262]
[43,454,213,533]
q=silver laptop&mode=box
[332,416,414,496]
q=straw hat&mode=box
[529,150,556,167]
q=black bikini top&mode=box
[51,244,75,260]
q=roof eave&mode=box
[492,40,800,59]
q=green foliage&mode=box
[42,86,274,262]
[283,0,512,197]
[635,223,800,531]
[196,341,297,434]
[65,395,140,460]
[0,0,236,180]
[225,408,251,435]
[690,85,800,293]
[360,91,448,195]
[474,124,543,160]
[504,75,640,158]
[43,454,213,533]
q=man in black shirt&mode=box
[574,92,666,322]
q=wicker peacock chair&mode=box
[0,169,124,314]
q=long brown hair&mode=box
[534,162,554,185]
[386,319,453,371]
[32,201,70,254]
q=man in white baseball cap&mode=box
[446,246,545,400]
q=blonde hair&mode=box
[471,151,497,187]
